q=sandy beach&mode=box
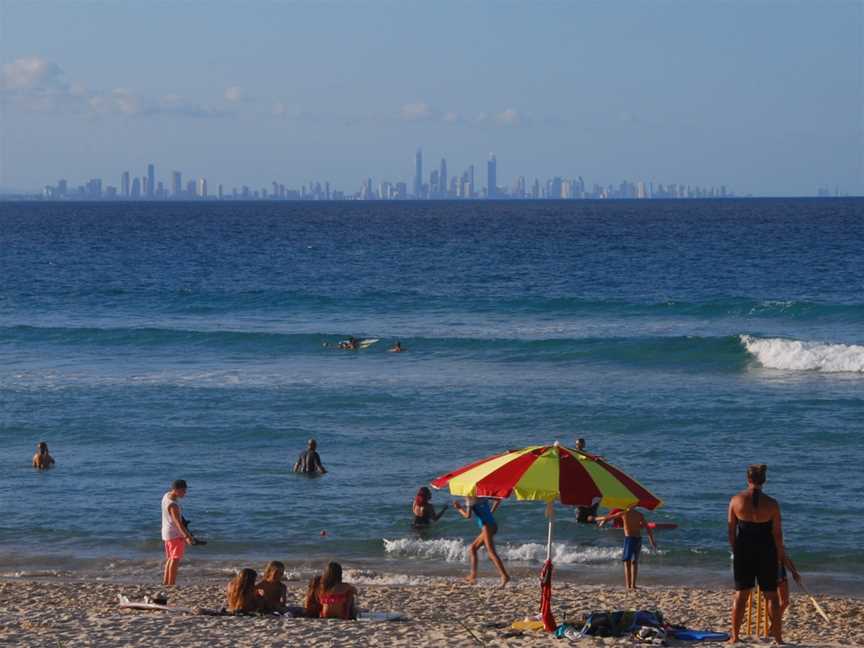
[1,576,861,647]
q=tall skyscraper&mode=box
[439,158,447,198]
[414,148,423,198]
[172,171,182,197]
[487,154,497,199]
[121,171,130,197]
[147,164,155,198]
[130,177,141,198]
[196,177,208,198]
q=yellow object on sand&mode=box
[510,619,546,631]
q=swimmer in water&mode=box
[412,486,448,527]
[389,340,406,353]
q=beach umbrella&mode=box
[431,441,662,632]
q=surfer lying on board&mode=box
[338,336,360,350]
[389,340,405,353]
[595,506,657,590]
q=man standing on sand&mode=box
[727,464,784,645]
[596,506,657,590]
[161,479,194,586]
[293,438,327,474]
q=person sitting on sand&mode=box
[596,506,657,590]
[453,497,510,587]
[727,464,785,645]
[388,340,405,353]
[304,575,323,618]
[412,486,448,527]
[293,438,327,474]
[32,441,55,470]
[318,562,357,620]
[226,568,262,614]
[256,561,287,613]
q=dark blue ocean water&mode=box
[1,199,863,591]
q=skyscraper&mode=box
[172,171,182,197]
[439,158,447,198]
[130,177,141,198]
[196,177,208,198]
[414,148,423,199]
[121,171,130,197]
[487,154,497,199]
[147,164,155,198]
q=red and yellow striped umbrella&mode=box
[431,442,662,632]
[431,442,662,510]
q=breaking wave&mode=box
[382,537,620,565]
[740,335,864,373]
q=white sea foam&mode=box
[740,335,864,373]
[382,537,620,565]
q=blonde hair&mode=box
[262,560,285,582]
[226,568,258,612]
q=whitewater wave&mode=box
[382,537,621,565]
[740,335,864,373]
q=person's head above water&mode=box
[307,439,317,451]
[37,441,49,454]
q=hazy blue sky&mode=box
[1,0,862,195]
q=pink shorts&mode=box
[164,537,186,561]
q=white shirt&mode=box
[161,492,184,541]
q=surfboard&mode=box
[357,611,405,622]
[358,338,379,349]
[118,594,196,614]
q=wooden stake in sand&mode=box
[797,582,831,623]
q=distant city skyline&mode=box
[32,147,747,201]
[1,2,862,196]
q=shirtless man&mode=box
[596,506,657,590]
[727,464,784,644]
[32,442,55,470]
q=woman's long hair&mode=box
[747,464,767,508]
[227,568,258,611]
[37,442,49,455]
[414,486,431,509]
[305,575,322,616]
[320,562,343,593]
[262,560,284,582]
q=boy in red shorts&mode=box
[161,479,194,586]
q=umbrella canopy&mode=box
[431,443,662,510]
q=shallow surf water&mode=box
[1,198,863,593]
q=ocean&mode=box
[1,198,862,593]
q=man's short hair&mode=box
[172,479,188,490]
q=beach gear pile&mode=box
[553,609,729,644]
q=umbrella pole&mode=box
[540,501,557,632]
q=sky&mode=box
[0,0,862,196]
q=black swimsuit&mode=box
[733,519,778,592]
